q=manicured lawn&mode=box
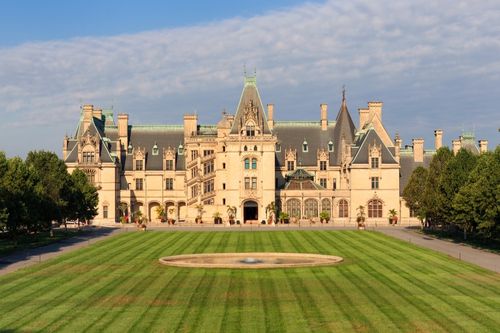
[0,230,499,332]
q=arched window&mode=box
[244,158,250,169]
[251,158,257,169]
[368,199,383,218]
[286,199,301,219]
[328,141,334,152]
[321,198,331,214]
[304,199,318,218]
[254,145,257,151]
[302,140,308,152]
[338,199,348,218]
[244,146,248,151]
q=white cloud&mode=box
[0,0,499,157]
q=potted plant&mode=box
[195,204,204,224]
[320,211,330,224]
[226,205,237,225]
[388,209,398,225]
[213,211,222,224]
[167,207,176,225]
[278,212,289,224]
[155,205,166,223]
[132,210,146,230]
[356,205,366,230]
[265,202,276,225]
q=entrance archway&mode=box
[243,201,258,223]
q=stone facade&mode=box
[63,75,488,226]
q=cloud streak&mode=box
[0,0,499,156]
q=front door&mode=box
[243,201,258,223]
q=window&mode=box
[246,125,255,136]
[251,158,257,169]
[178,144,184,155]
[319,178,327,188]
[302,140,308,152]
[135,160,143,171]
[165,159,174,170]
[368,200,383,218]
[320,161,327,170]
[371,157,379,169]
[203,179,214,193]
[203,160,214,175]
[191,150,198,160]
[338,200,348,218]
[333,178,337,190]
[191,185,198,198]
[287,160,295,171]
[135,178,144,191]
[321,199,331,215]
[83,169,95,184]
[191,167,198,178]
[286,199,301,219]
[203,199,214,205]
[103,205,108,219]
[203,150,214,157]
[152,144,159,156]
[328,141,334,152]
[83,151,95,163]
[222,162,226,169]
[244,177,257,190]
[410,208,416,218]
[165,178,173,190]
[304,199,318,218]
[244,158,250,169]
[127,144,133,154]
[223,198,226,205]
[222,146,226,152]
[222,183,226,190]
[276,143,281,152]
[254,145,257,151]
[371,177,379,190]
[244,146,248,151]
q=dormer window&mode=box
[302,140,308,153]
[276,143,281,152]
[127,144,133,154]
[178,144,184,155]
[82,151,95,163]
[328,141,334,152]
[246,124,255,136]
[152,143,159,156]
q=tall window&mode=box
[368,200,383,218]
[135,178,144,191]
[246,124,255,136]
[203,179,214,193]
[103,205,108,219]
[135,160,143,171]
[251,158,257,169]
[203,160,214,175]
[191,185,198,198]
[191,167,198,178]
[203,150,214,157]
[319,178,327,188]
[287,161,295,171]
[338,199,348,218]
[244,158,250,169]
[304,199,318,218]
[165,178,173,190]
[286,199,301,219]
[371,177,379,190]
[333,178,337,190]
[83,151,95,163]
[371,157,379,169]
[191,150,198,160]
[165,159,174,170]
[320,161,327,170]
[244,177,257,190]
[84,170,95,184]
[321,199,331,215]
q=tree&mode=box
[403,166,428,226]
[423,147,453,228]
[70,169,98,226]
[452,149,500,240]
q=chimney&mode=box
[478,140,488,153]
[118,113,129,149]
[320,104,328,131]
[93,108,103,120]
[434,129,443,150]
[394,133,402,159]
[358,108,369,129]
[368,101,383,120]
[452,139,461,155]
[82,104,93,133]
[267,104,274,130]
[62,135,69,160]
[184,114,198,138]
[412,138,424,162]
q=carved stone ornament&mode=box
[317,148,329,161]
[369,141,381,157]
[79,131,98,149]
[163,146,175,160]
[285,148,297,161]
[133,146,146,160]
[244,99,258,122]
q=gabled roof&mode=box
[230,75,271,135]
[351,128,398,164]
[332,91,356,165]
[282,168,325,190]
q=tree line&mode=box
[403,146,499,240]
[0,151,98,238]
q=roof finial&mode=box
[342,85,346,101]
[243,63,247,77]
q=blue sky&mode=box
[0,0,498,157]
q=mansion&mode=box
[63,75,489,225]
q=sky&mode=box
[0,0,498,158]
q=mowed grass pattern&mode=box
[0,230,499,332]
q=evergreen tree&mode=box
[402,166,428,226]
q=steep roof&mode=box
[351,128,398,165]
[230,75,271,135]
[332,91,356,165]
[282,168,325,190]
[399,153,433,195]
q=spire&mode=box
[332,87,356,165]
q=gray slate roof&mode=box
[331,95,356,165]
[351,128,398,165]
[399,154,433,195]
